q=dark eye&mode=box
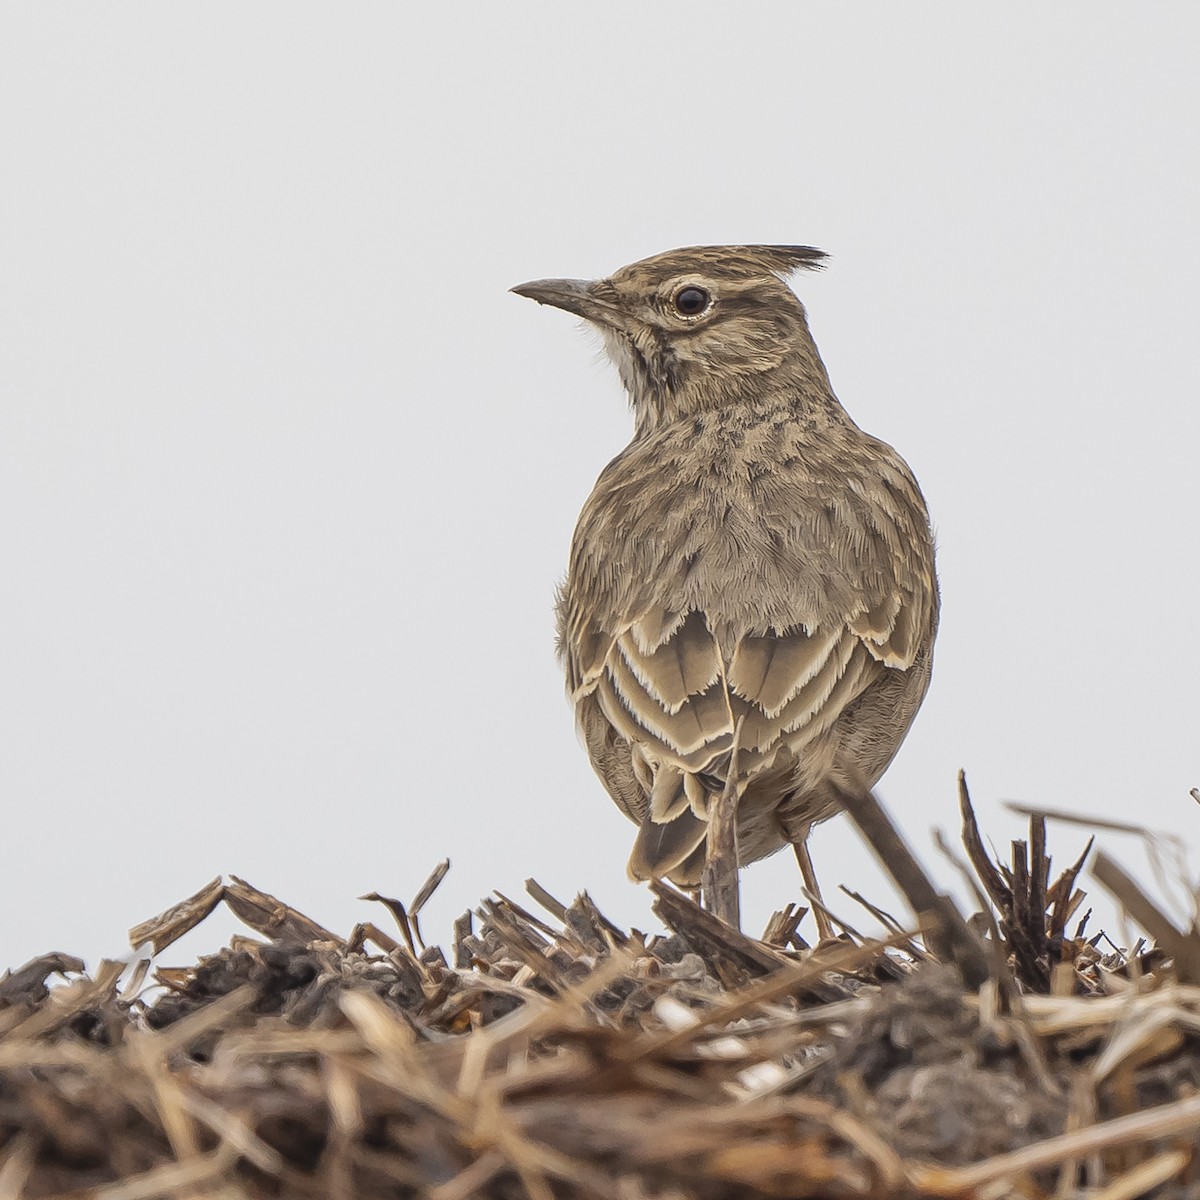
[673,286,710,317]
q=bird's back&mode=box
[559,394,938,883]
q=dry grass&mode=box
[2,777,1199,1199]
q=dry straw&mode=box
[2,775,1199,1199]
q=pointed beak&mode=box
[510,277,623,328]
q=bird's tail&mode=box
[627,806,709,886]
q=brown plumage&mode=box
[513,245,938,899]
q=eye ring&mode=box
[672,285,711,318]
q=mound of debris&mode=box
[2,779,1198,1199]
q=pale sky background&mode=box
[1,6,1198,971]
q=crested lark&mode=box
[513,246,938,929]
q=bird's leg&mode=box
[701,717,745,929]
[793,838,835,942]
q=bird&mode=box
[512,245,938,932]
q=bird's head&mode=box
[512,244,830,431]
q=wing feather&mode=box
[727,625,843,718]
[629,608,688,655]
[737,630,858,750]
[616,612,722,713]
[601,658,734,759]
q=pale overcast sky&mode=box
[2,6,1198,970]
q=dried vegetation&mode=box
[3,776,1200,1199]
